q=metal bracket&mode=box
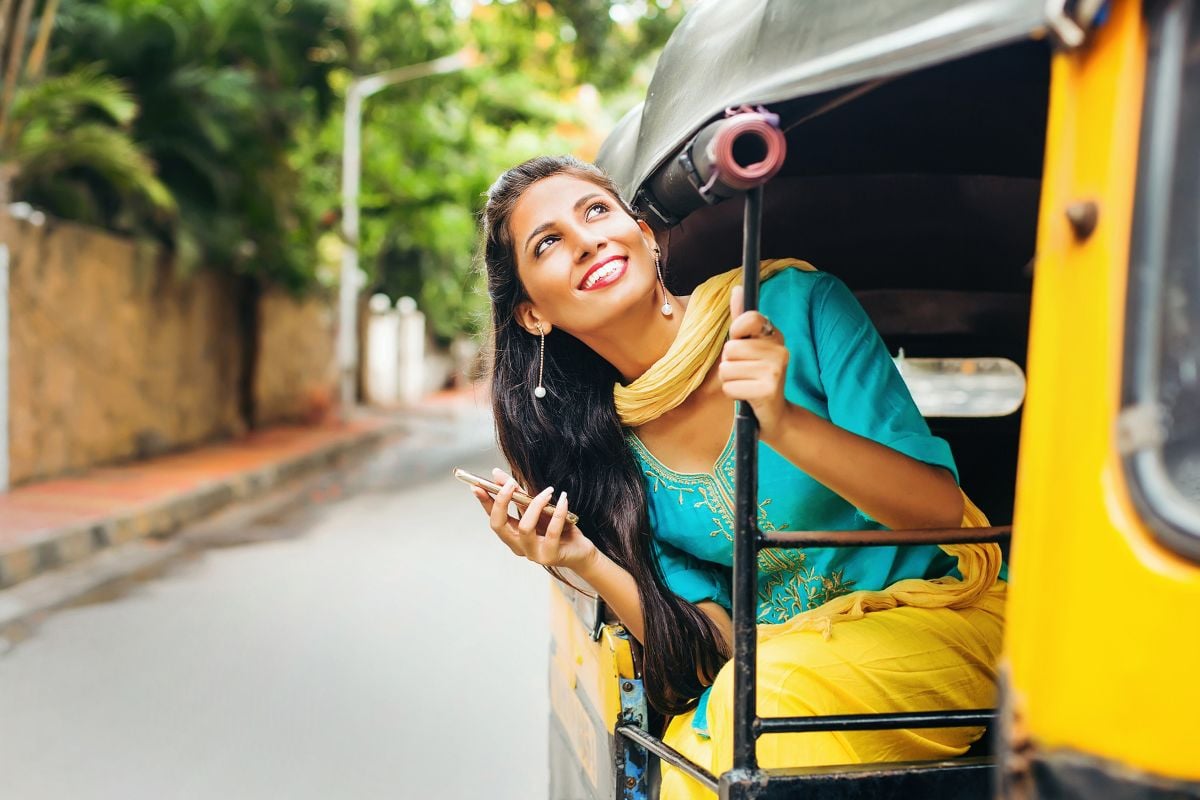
[719,767,768,799]
[677,145,721,207]
[1045,0,1111,49]
[1117,402,1168,455]
[615,677,651,800]
[590,597,607,641]
[635,188,678,228]
[1065,199,1100,240]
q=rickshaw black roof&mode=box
[597,0,1054,202]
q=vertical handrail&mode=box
[731,185,765,772]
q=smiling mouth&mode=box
[579,257,628,290]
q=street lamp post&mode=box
[339,51,473,421]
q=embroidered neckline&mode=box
[626,423,737,480]
[627,428,852,619]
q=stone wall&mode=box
[4,214,337,486]
[255,287,337,426]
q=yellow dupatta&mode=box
[614,258,1003,637]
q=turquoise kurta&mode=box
[626,267,960,735]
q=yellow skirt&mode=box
[661,583,1007,800]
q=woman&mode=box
[471,155,1005,799]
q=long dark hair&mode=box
[481,155,729,714]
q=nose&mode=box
[568,221,606,262]
[573,231,604,262]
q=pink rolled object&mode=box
[705,112,787,191]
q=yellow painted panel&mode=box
[548,582,636,736]
[1005,0,1200,780]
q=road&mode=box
[0,413,550,800]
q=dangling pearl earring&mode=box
[533,323,547,399]
[655,248,673,316]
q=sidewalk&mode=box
[0,382,490,593]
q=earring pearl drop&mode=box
[534,323,547,399]
[655,250,673,316]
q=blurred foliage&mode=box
[6,65,176,226]
[329,0,684,341]
[13,0,685,337]
[37,0,350,288]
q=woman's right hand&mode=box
[472,467,598,572]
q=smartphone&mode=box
[452,467,580,526]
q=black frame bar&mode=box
[728,183,998,780]
[763,526,1011,549]
[731,185,765,771]
[611,134,1004,799]
[616,725,720,793]
[756,710,996,736]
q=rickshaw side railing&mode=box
[725,184,1010,796]
[611,139,1013,799]
[746,527,1010,742]
[610,520,1012,798]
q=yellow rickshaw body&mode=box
[548,583,639,798]
[1006,0,1200,783]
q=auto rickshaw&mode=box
[546,1,1200,797]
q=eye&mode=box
[534,234,559,257]
[585,201,609,220]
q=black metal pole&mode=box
[761,526,1013,549]
[731,185,764,773]
[755,709,997,736]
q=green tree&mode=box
[43,0,351,288]
[5,64,175,226]
[28,0,354,426]
[16,0,686,347]
[311,0,685,343]
[0,0,171,221]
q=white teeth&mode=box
[582,260,623,289]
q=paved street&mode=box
[0,412,550,800]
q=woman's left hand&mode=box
[720,285,792,442]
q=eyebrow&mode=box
[523,192,606,254]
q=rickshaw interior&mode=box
[656,40,1050,526]
[551,32,1057,800]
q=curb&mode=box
[0,405,497,649]
[0,538,188,651]
[0,420,406,591]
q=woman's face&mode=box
[509,173,658,335]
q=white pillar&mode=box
[0,243,8,492]
[451,336,480,385]
[365,293,399,406]
[396,296,426,406]
[337,54,472,422]
[338,88,364,420]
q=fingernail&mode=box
[558,491,567,504]
[541,486,555,497]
